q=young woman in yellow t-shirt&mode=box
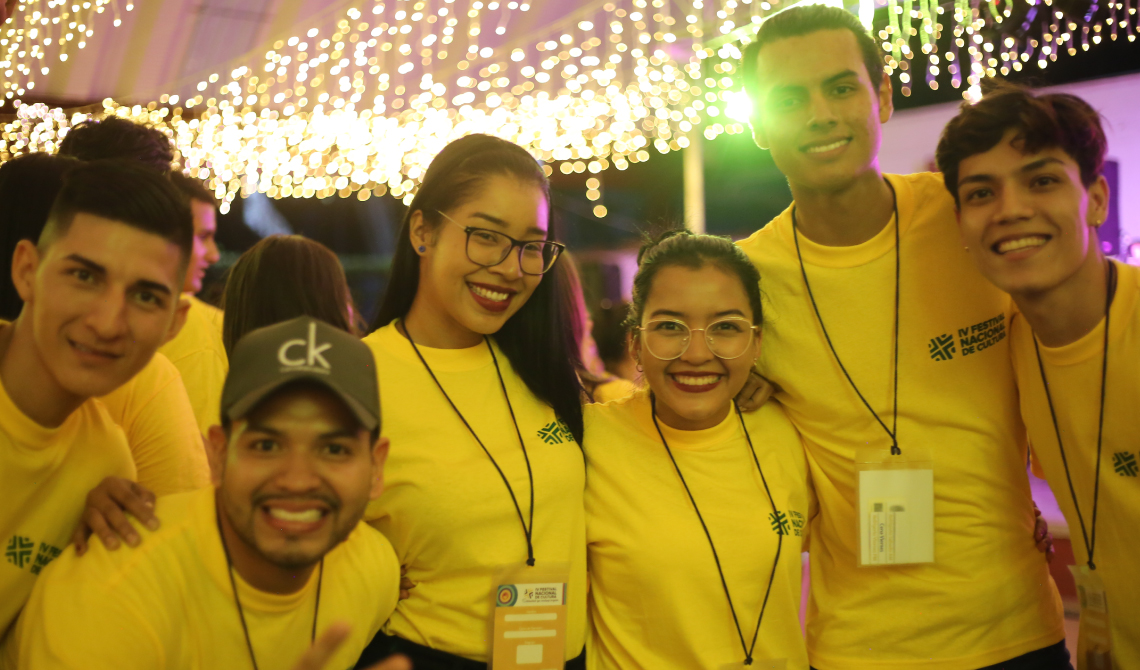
[355,135,587,669]
[585,231,813,670]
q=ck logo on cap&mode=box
[278,322,332,371]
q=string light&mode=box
[1,0,1133,208]
[1,0,134,106]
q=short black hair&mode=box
[41,160,194,273]
[936,80,1107,207]
[741,4,885,105]
[170,171,218,207]
[0,153,80,319]
[58,117,174,173]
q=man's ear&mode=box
[206,425,229,487]
[11,240,41,304]
[877,73,894,124]
[749,112,770,151]
[162,295,192,346]
[1086,174,1110,230]
[369,436,390,499]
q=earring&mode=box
[418,245,427,253]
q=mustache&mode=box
[251,491,342,512]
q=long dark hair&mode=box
[373,134,584,443]
[222,235,357,355]
[0,153,79,320]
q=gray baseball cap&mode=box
[221,317,380,431]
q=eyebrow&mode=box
[958,156,1068,188]
[768,69,858,98]
[245,424,362,438]
[63,252,175,297]
[648,309,747,319]
[469,212,547,238]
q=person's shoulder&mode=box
[584,388,649,458]
[585,387,645,423]
[327,521,400,603]
[361,322,400,356]
[42,489,204,588]
[745,401,807,464]
[736,206,793,259]
[892,171,956,216]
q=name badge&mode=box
[491,563,570,670]
[856,447,934,567]
[1069,565,1114,669]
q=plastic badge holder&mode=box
[491,563,570,670]
[856,447,934,567]
[1070,565,1114,669]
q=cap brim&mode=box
[225,373,379,432]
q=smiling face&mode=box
[12,212,188,399]
[184,198,219,294]
[750,29,892,193]
[211,384,387,573]
[410,174,549,343]
[956,129,1109,297]
[635,264,760,431]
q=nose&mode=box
[274,449,323,492]
[995,183,1034,224]
[680,328,716,364]
[205,237,220,265]
[807,91,839,132]
[85,290,129,341]
[490,246,525,280]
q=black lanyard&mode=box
[1033,260,1116,571]
[215,505,324,670]
[404,324,537,566]
[792,180,902,455]
[650,395,783,667]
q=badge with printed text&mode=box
[491,563,569,670]
[856,447,934,567]
[1069,565,1114,670]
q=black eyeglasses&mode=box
[438,210,565,275]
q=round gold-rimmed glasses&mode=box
[636,318,758,360]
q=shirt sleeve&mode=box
[13,555,167,670]
[99,353,211,496]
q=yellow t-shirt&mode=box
[584,390,812,670]
[159,295,228,436]
[363,323,587,662]
[737,172,1064,670]
[1010,259,1140,668]
[98,352,211,496]
[0,375,135,644]
[8,487,400,670]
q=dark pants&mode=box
[355,631,586,670]
[810,640,1072,670]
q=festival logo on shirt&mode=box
[928,313,1007,361]
[537,420,575,445]
[4,535,61,574]
[768,510,806,536]
[1113,451,1138,477]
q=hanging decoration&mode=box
[1,0,135,102]
[1,0,1135,214]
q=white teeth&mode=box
[267,508,322,523]
[806,139,850,154]
[470,285,510,302]
[996,236,1048,254]
[674,375,720,386]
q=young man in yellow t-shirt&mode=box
[0,161,192,643]
[7,317,403,670]
[736,6,1065,669]
[161,171,227,436]
[936,83,1138,669]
